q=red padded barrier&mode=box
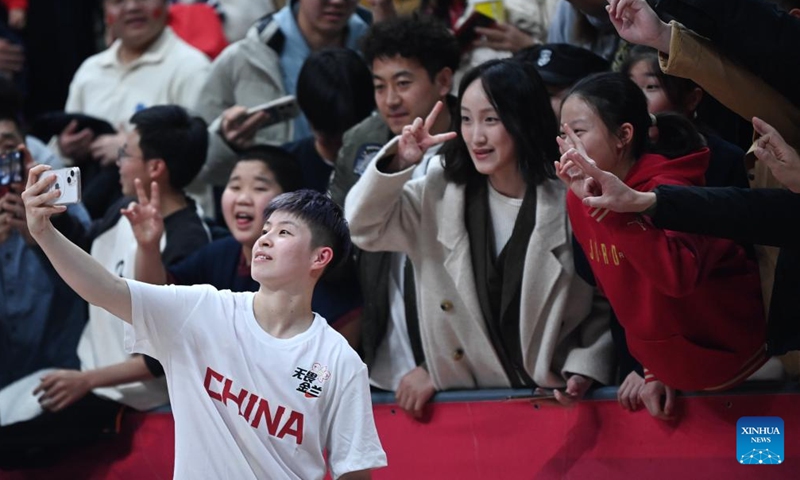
[1,393,797,479]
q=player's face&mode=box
[221,160,284,254]
[251,211,320,286]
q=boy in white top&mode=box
[21,178,387,480]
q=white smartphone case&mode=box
[42,167,82,205]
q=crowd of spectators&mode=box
[1,0,798,472]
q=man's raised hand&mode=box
[393,101,457,171]
[606,0,672,53]
[121,178,163,250]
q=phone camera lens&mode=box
[67,177,72,184]
[70,170,75,177]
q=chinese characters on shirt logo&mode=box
[293,363,331,399]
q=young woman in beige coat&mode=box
[345,59,613,416]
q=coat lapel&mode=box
[519,180,570,357]
[437,182,485,322]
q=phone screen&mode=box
[0,151,23,187]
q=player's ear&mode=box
[310,246,333,273]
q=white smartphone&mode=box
[42,167,82,205]
[245,95,301,128]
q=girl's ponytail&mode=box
[649,111,706,159]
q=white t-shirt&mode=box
[487,182,523,257]
[125,281,387,480]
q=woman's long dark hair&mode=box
[442,59,559,186]
[564,72,705,160]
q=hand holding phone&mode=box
[41,167,82,205]
[244,95,300,127]
[220,96,300,150]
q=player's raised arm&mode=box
[22,163,133,323]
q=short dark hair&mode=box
[361,15,460,81]
[263,189,352,272]
[296,48,375,136]
[442,59,559,186]
[237,145,304,193]
[130,105,208,190]
[565,72,705,160]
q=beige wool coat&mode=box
[345,138,613,390]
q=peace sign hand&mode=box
[121,178,163,251]
[555,124,601,200]
[555,137,656,214]
[393,101,457,171]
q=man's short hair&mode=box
[361,15,460,81]
[237,145,304,193]
[296,48,375,137]
[130,105,208,191]
[263,189,351,272]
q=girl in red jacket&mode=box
[555,72,767,419]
